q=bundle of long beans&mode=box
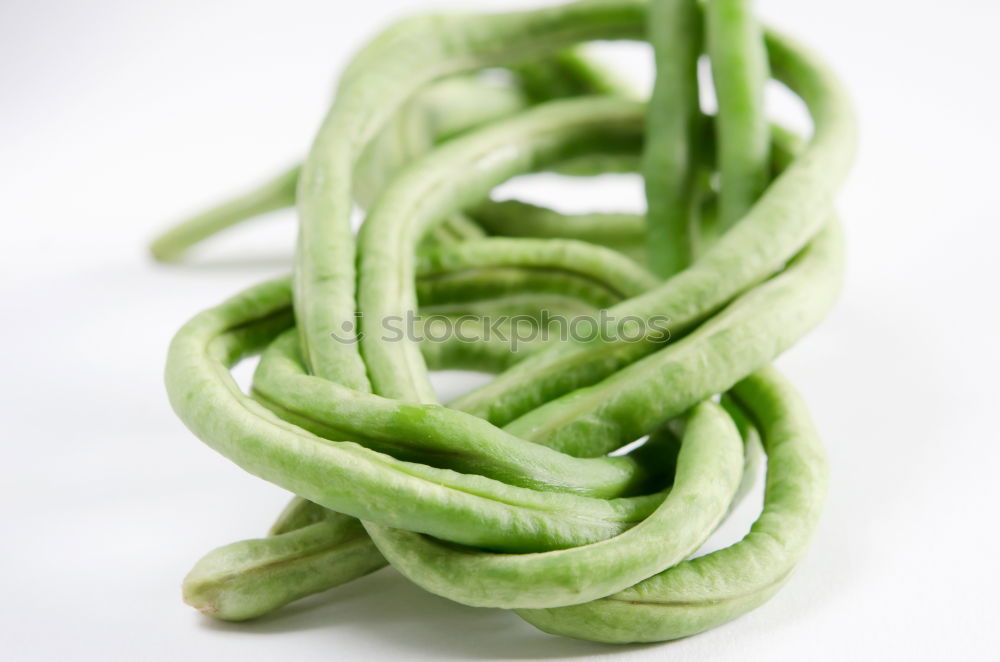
[154,0,855,644]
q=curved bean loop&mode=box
[502,218,843,455]
[367,399,743,609]
[165,277,670,552]
[516,367,829,642]
[157,0,855,644]
[356,97,643,402]
[252,330,667,498]
[149,56,638,263]
[294,0,648,385]
[155,47,637,568]
[449,28,856,425]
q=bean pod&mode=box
[155,0,854,644]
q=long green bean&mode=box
[643,0,703,277]
[706,0,771,229]
[159,0,855,644]
[450,30,856,425]
[517,367,829,642]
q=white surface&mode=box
[2,0,998,660]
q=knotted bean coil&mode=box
[155,0,855,644]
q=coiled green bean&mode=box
[517,367,829,642]
[450,29,855,426]
[157,0,854,644]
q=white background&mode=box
[2,0,998,660]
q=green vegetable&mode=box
[518,366,830,642]
[643,0,703,277]
[153,0,855,643]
